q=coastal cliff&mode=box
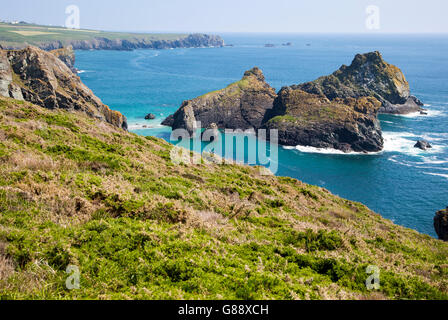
[49,46,77,73]
[435,207,448,241]
[1,33,225,51]
[162,67,277,135]
[0,46,127,129]
[262,90,383,152]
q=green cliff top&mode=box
[0,96,447,299]
[0,22,189,48]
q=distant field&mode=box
[0,22,189,48]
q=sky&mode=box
[1,0,447,33]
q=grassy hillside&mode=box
[0,22,188,48]
[0,96,447,300]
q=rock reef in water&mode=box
[414,140,432,151]
[0,46,127,129]
[162,67,277,136]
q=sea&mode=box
[75,33,448,237]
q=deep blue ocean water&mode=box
[75,34,448,237]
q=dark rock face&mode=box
[262,88,384,152]
[50,46,77,73]
[434,207,448,241]
[294,51,423,114]
[414,140,432,150]
[1,34,225,51]
[0,46,127,130]
[145,113,156,120]
[162,67,277,136]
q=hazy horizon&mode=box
[1,0,448,34]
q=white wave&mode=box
[284,145,380,155]
[424,172,448,180]
[381,120,394,124]
[77,70,87,74]
[383,132,444,155]
[387,155,414,167]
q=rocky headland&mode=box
[163,51,421,152]
[0,46,127,129]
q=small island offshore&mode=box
[0,16,447,302]
[163,52,423,153]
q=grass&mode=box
[0,96,447,300]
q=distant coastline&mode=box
[0,22,225,51]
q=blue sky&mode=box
[1,0,447,33]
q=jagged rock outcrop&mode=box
[162,67,277,135]
[163,52,421,152]
[50,46,77,73]
[434,207,448,241]
[0,46,127,129]
[294,51,423,114]
[1,34,225,51]
[262,89,383,152]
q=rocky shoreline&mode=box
[163,51,422,153]
[1,34,225,51]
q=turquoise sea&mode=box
[75,34,448,237]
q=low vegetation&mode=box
[0,96,447,300]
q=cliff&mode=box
[49,46,77,73]
[162,67,277,135]
[0,95,447,299]
[262,89,383,152]
[295,51,423,114]
[0,46,127,129]
[33,33,225,51]
[435,207,448,241]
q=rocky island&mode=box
[163,51,423,153]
